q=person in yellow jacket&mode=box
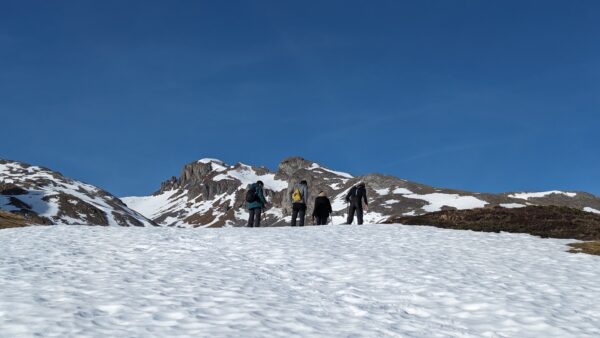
[289,180,308,226]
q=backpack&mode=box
[291,188,303,203]
[346,187,357,202]
[246,186,258,203]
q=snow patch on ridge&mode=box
[122,190,181,220]
[500,203,527,209]
[308,163,353,179]
[197,158,228,172]
[404,193,488,212]
[584,207,600,214]
[509,191,577,200]
[214,167,287,192]
[392,187,413,195]
[375,188,390,196]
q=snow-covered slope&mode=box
[123,156,600,227]
[1,224,599,337]
[0,159,154,226]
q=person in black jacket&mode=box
[345,182,368,225]
[312,191,332,225]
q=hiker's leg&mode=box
[254,208,262,227]
[347,204,356,224]
[357,205,364,225]
[247,209,255,227]
[299,205,306,226]
[291,205,298,226]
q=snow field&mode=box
[1,225,600,337]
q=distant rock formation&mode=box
[122,156,600,227]
[0,159,155,226]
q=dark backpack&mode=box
[246,186,258,203]
[346,187,357,202]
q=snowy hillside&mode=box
[1,224,599,337]
[0,159,154,226]
[123,156,600,227]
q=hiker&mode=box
[345,182,368,225]
[246,180,267,227]
[289,180,308,226]
[312,191,332,225]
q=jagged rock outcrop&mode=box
[123,156,600,227]
[0,159,155,226]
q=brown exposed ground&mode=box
[568,241,600,255]
[0,211,29,229]
[387,206,600,256]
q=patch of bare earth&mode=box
[388,206,600,256]
[0,211,29,229]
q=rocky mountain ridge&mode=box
[122,156,600,227]
[0,159,155,226]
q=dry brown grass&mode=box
[388,206,600,241]
[0,211,29,229]
[568,241,600,256]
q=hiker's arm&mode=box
[260,188,267,205]
[303,186,308,204]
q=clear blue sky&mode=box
[1,1,599,197]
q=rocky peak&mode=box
[277,157,315,178]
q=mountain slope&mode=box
[0,159,155,226]
[123,156,600,227]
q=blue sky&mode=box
[1,1,599,196]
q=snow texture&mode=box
[508,191,577,200]
[1,225,599,337]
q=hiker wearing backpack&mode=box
[246,180,268,227]
[345,182,368,225]
[289,180,308,226]
[312,191,332,225]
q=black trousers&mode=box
[248,208,261,227]
[291,203,306,226]
[347,204,364,225]
[314,215,328,225]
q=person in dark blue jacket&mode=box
[246,180,268,227]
